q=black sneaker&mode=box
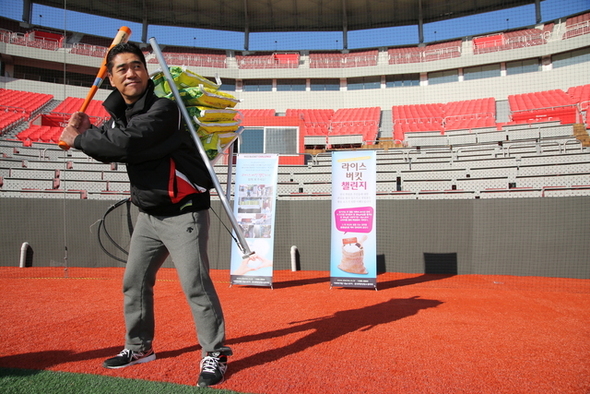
[102,348,156,369]
[197,352,228,387]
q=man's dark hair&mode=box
[106,42,147,73]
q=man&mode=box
[60,42,231,388]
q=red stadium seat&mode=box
[508,89,578,124]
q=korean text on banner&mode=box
[330,151,377,289]
[230,154,279,287]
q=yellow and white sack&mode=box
[152,66,219,97]
[186,106,239,122]
[195,118,241,134]
[172,86,240,109]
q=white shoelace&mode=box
[201,355,226,374]
[119,349,147,359]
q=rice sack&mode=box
[186,106,239,122]
[200,132,221,160]
[152,66,219,97]
[150,67,242,160]
[217,132,240,146]
[172,86,240,109]
[194,118,241,134]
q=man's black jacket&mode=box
[74,80,213,215]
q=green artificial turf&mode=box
[0,368,246,394]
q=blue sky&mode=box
[1,0,588,50]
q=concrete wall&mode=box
[1,197,588,279]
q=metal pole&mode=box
[226,148,234,202]
[149,37,253,258]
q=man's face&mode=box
[107,52,149,105]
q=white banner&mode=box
[230,154,279,287]
[330,151,377,289]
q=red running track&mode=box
[0,268,589,393]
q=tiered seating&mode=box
[393,98,499,140]
[503,28,546,48]
[421,41,462,62]
[273,53,300,67]
[285,109,333,136]
[564,12,590,39]
[445,117,496,131]
[473,28,547,54]
[15,124,42,142]
[286,107,379,146]
[69,33,112,57]
[17,114,67,144]
[0,28,63,50]
[309,50,378,68]
[0,88,53,117]
[0,111,26,134]
[50,98,82,115]
[472,34,504,54]
[330,107,380,141]
[236,53,299,69]
[51,97,109,119]
[186,53,227,68]
[388,46,422,64]
[444,98,496,131]
[236,109,276,120]
[388,41,461,64]
[342,50,378,67]
[393,103,444,140]
[70,43,109,58]
[309,52,344,68]
[0,88,54,137]
[508,89,578,124]
[567,84,590,112]
[542,23,555,37]
[566,84,590,127]
[16,97,109,144]
[27,30,64,50]
[16,124,62,143]
[148,51,227,68]
[236,54,275,69]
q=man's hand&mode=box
[68,111,91,131]
[59,112,91,148]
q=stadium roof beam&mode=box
[28,0,543,49]
[418,0,424,44]
[342,0,348,50]
[21,0,31,25]
[244,0,250,50]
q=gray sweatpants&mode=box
[122,209,230,357]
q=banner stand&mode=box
[230,154,279,288]
[330,151,378,290]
